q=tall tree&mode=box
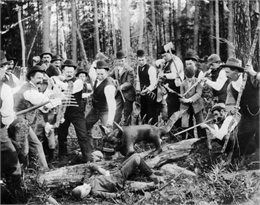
[94,0,100,53]
[71,0,77,62]
[228,0,234,57]
[138,0,144,48]
[42,0,50,51]
[121,0,131,60]
[17,5,26,67]
[110,0,117,54]
[193,0,199,53]
[209,0,215,53]
[215,0,220,55]
[151,0,156,58]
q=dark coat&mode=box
[110,64,136,101]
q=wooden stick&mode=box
[174,119,213,136]
[16,101,50,116]
[17,5,26,68]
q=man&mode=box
[10,65,56,170]
[72,153,162,199]
[40,51,60,77]
[223,57,259,157]
[85,60,116,137]
[110,51,136,126]
[89,52,108,84]
[136,49,157,125]
[56,59,92,163]
[0,59,22,195]
[203,54,229,103]
[184,51,204,80]
[159,46,184,129]
[51,55,63,73]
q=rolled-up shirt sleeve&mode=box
[104,85,116,125]
[206,69,228,91]
[147,66,157,91]
[1,83,16,126]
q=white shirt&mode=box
[206,69,228,91]
[136,65,157,92]
[55,78,84,94]
[1,83,16,127]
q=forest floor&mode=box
[1,104,260,205]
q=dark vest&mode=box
[163,59,180,93]
[230,76,259,118]
[64,77,84,112]
[92,77,115,111]
[14,82,35,112]
[211,67,229,103]
[138,64,151,90]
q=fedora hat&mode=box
[220,57,244,72]
[95,60,109,71]
[75,68,88,77]
[51,55,63,63]
[26,65,46,80]
[40,51,53,59]
[116,51,126,59]
[136,49,145,57]
[0,50,11,66]
[184,53,199,62]
[61,59,77,70]
[207,54,221,65]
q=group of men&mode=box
[1,45,259,199]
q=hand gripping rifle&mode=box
[221,16,260,164]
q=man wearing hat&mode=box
[89,52,108,83]
[55,59,93,163]
[184,50,204,80]
[51,55,63,73]
[40,51,60,77]
[110,51,136,126]
[85,60,116,144]
[222,57,259,159]
[159,46,184,129]
[202,54,229,103]
[10,65,60,170]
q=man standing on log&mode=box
[55,59,93,163]
[85,60,116,147]
[223,57,259,157]
[135,49,158,124]
[110,51,136,126]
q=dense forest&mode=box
[1,0,260,70]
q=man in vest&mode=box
[223,57,259,158]
[135,49,157,124]
[10,65,57,170]
[55,59,93,163]
[40,51,60,77]
[0,61,22,198]
[110,51,136,126]
[203,54,229,103]
[85,60,116,139]
[159,46,184,130]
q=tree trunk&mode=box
[210,0,215,53]
[17,5,26,67]
[121,0,131,62]
[151,0,156,58]
[215,0,220,55]
[111,0,117,55]
[193,0,199,53]
[42,0,50,51]
[176,0,182,57]
[94,0,100,53]
[228,0,234,57]
[138,0,144,48]
[56,0,59,55]
[71,0,77,63]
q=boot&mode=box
[48,149,55,169]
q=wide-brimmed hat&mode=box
[0,50,11,66]
[184,53,199,62]
[207,54,221,65]
[61,59,77,70]
[211,103,226,112]
[95,60,109,71]
[26,65,46,80]
[40,51,53,59]
[136,49,145,57]
[220,57,244,72]
[75,68,88,77]
[51,55,63,63]
[116,51,126,59]
[158,46,176,55]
